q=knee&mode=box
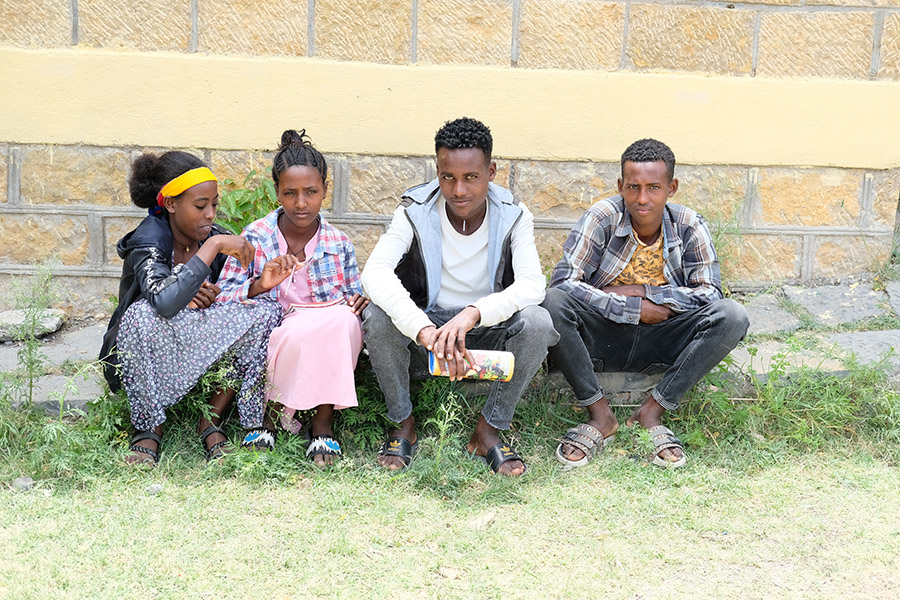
[711,299,750,342]
[541,287,573,327]
[516,304,560,346]
[362,304,400,340]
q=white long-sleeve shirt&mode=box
[361,197,547,342]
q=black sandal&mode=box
[471,442,528,475]
[377,437,418,469]
[128,430,161,466]
[200,425,230,462]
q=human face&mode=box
[436,147,496,223]
[617,160,678,239]
[277,165,327,233]
[165,180,218,244]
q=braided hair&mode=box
[621,139,676,182]
[272,129,327,186]
[434,117,493,164]
[129,151,205,209]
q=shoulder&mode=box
[665,202,708,234]
[241,209,280,239]
[318,217,354,247]
[119,214,171,256]
[401,179,440,208]
[587,195,625,221]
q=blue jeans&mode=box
[362,304,559,430]
[542,288,749,411]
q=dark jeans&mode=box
[362,304,559,430]
[542,287,749,411]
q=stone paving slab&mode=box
[743,294,800,336]
[886,282,900,317]
[13,374,104,414]
[0,323,104,372]
[729,340,846,378]
[825,330,900,377]
[783,284,887,326]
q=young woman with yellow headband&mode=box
[99,151,282,466]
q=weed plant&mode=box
[2,339,900,497]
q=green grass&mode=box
[2,354,900,598]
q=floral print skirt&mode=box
[116,299,282,431]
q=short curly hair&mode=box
[621,138,676,181]
[434,117,493,163]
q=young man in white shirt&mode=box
[361,117,558,476]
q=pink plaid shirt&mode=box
[216,209,362,305]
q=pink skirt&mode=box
[265,304,362,411]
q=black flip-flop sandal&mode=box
[128,430,161,466]
[377,437,418,469]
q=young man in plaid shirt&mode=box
[543,139,749,469]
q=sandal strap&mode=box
[561,430,600,454]
[568,423,603,444]
[129,443,159,463]
[199,424,223,444]
[241,428,275,451]
[378,437,417,466]
[205,440,229,461]
[648,425,683,452]
[484,442,525,474]
[306,435,342,458]
[132,430,161,446]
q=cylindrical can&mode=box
[428,349,515,382]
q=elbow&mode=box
[146,297,182,319]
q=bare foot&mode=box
[377,416,417,471]
[466,415,525,476]
[309,405,339,468]
[626,397,684,464]
[558,396,619,462]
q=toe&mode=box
[499,460,525,476]
[561,442,585,461]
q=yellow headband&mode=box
[156,167,218,207]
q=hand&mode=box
[257,254,305,293]
[187,281,220,309]
[420,306,480,381]
[601,284,646,298]
[346,293,370,316]
[212,235,255,269]
[639,299,674,324]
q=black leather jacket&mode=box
[99,213,228,391]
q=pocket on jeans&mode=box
[639,362,669,375]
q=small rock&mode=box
[0,309,66,342]
[438,567,460,579]
[12,476,34,492]
[146,483,163,496]
[468,511,496,531]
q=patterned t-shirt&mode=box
[609,228,666,287]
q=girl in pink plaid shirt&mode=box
[217,130,369,467]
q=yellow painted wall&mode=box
[2,47,898,169]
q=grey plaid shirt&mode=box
[549,195,723,325]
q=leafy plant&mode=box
[6,262,58,407]
[217,168,279,234]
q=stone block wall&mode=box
[1,1,898,313]
[0,142,895,314]
[4,0,900,80]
